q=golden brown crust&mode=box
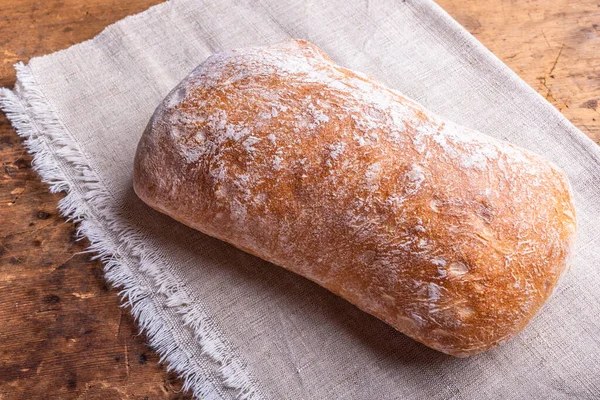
[133,40,576,357]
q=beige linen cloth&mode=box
[1,0,599,398]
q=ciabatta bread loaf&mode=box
[133,40,576,357]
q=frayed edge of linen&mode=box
[0,62,262,400]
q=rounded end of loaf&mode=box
[388,160,577,358]
[133,119,163,212]
[133,77,194,214]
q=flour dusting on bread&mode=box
[134,40,576,357]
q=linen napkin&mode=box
[1,0,599,398]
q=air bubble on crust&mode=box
[397,316,418,331]
[471,282,484,292]
[447,261,469,278]
[167,85,187,109]
[457,305,474,319]
[381,293,395,305]
[360,250,377,264]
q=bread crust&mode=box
[133,40,576,357]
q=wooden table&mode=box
[1,0,598,398]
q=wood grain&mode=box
[0,0,190,399]
[437,0,600,144]
[0,0,598,398]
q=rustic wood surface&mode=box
[0,0,598,399]
[438,0,600,143]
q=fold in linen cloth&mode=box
[1,0,599,398]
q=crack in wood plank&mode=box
[541,31,552,48]
[124,342,130,378]
[548,43,565,76]
[116,308,124,338]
